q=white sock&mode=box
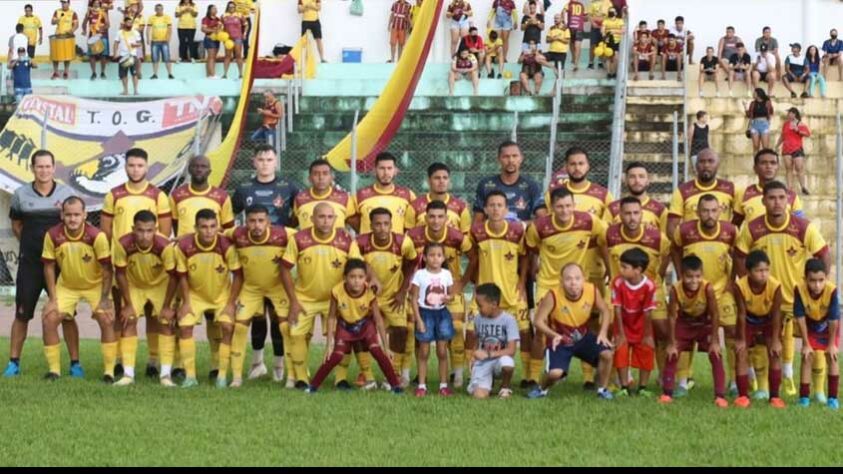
[748,367,757,381]
[418,383,427,391]
[678,378,688,389]
[252,349,264,365]
[124,367,135,378]
[439,382,448,389]
[401,369,410,380]
[454,367,463,379]
[273,356,284,369]
[783,363,793,379]
[160,365,172,378]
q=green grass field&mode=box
[0,337,841,467]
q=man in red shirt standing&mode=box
[775,107,812,195]
[388,0,411,63]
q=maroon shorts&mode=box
[335,318,378,350]
[675,320,715,352]
[745,321,773,348]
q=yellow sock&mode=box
[782,319,795,369]
[120,336,138,377]
[159,334,176,372]
[335,354,352,383]
[173,333,182,369]
[392,352,404,375]
[356,351,374,382]
[207,323,221,370]
[529,355,544,382]
[279,321,294,380]
[291,334,310,382]
[751,345,769,391]
[582,361,595,383]
[725,337,737,381]
[520,351,531,381]
[218,342,231,380]
[179,337,197,379]
[813,350,827,394]
[231,323,250,380]
[402,322,416,373]
[101,341,118,377]
[147,330,159,362]
[677,351,692,381]
[450,319,465,372]
[44,344,61,375]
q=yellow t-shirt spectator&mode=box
[234,0,256,16]
[147,14,172,42]
[602,17,624,43]
[18,15,42,46]
[589,0,611,26]
[299,0,320,22]
[485,37,503,56]
[175,4,198,29]
[548,26,571,53]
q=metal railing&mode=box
[608,28,630,197]
[836,112,842,290]
[544,63,564,190]
[682,36,690,181]
[672,110,680,190]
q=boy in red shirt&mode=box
[611,248,657,397]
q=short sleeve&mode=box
[644,283,658,311]
[805,223,828,256]
[348,240,361,259]
[404,202,417,230]
[42,233,55,261]
[734,224,752,256]
[93,233,111,262]
[410,270,423,288]
[525,222,539,250]
[9,191,23,221]
[162,244,176,273]
[112,240,128,269]
[102,191,116,217]
[473,179,487,214]
[668,189,684,217]
[659,233,671,258]
[156,191,171,218]
[281,236,298,268]
[401,236,418,261]
[231,186,245,215]
[459,234,472,254]
[732,187,745,217]
[458,206,471,234]
[346,195,357,219]
[829,291,840,321]
[530,180,546,214]
[610,278,622,306]
[175,246,188,274]
[220,196,235,229]
[168,195,178,223]
[507,316,521,342]
[225,245,241,272]
[671,225,683,247]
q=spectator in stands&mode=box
[126,2,146,79]
[484,30,504,78]
[718,26,743,72]
[727,42,752,96]
[587,0,611,70]
[670,16,694,65]
[8,24,29,62]
[446,1,472,55]
[661,34,683,81]
[10,47,33,104]
[460,27,485,66]
[632,31,655,81]
[745,88,773,153]
[698,47,721,97]
[118,0,144,16]
[776,107,812,195]
[201,4,222,78]
[752,43,778,96]
[651,19,668,54]
[783,43,809,98]
[754,26,781,75]
[251,91,283,147]
[687,110,710,165]
[113,15,141,95]
[490,0,517,63]
[448,47,479,96]
[521,1,545,52]
[18,5,43,65]
[600,7,624,79]
[610,0,628,17]
[522,0,546,16]
[299,0,326,63]
[562,0,587,72]
[822,29,842,80]
[545,14,570,76]
[82,1,109,80]
[51,0,79,80]
[388,0,412,63]
[175,0,199,63]
[147,3,175,80]
[806,45,826,98]
[633,21,650,44]
[518,41,546,95]
[222,1,246,79]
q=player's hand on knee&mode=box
[177,303,193,322]
[288,302,303,326]
[708,341,721,358]
[597,334,613,349]
[801,344,814,359]
[222,303,236,321]
[120,305,136,324]
[771,340,783,358]
[666,344,679,361]
[96,300,115,325]
[43,300,58,320]
[160,307,175,325]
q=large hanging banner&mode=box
[0,94,222,208]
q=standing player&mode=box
[407,162,471,232]
[113,210,178,386]
[349,152,415,235]
[608,162,667,232]
[5,150,80,378]
[281,203,361,387]
[667,148,736,241]
[733,149,804,227]
[101,147,172,379]
[174,209,243,388]
[473,141,546,225]
[292,159,356,231]
[41,197,116,382]
[562,0,587,71]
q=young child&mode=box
[660,256,728,407]
[10,46,33,104]
[410,242,455,397]
[468,283,519,399]
[733,250,785,408]
[612,248,657,397]
[306,259,401,394]
[794,258,839,410]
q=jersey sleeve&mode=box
[459,234,473,254]
[346,195,357,220]
[225,245,241,272]
[829,290,840,322]
[404,202,417,230]
[668,189,684,218]
[348,240,362,259]
[792,194,805,218]
[281,236,298,268]
[175,246,188,274]
[93,233,111,263]
[162,244,176,273]
[231,186,245,215]
[644,282,658,311]
[458,205,472,233]
[671,225,683,247]
[102,191,116,217]
[156,190,171,218]
[473,180,487,214]
[112,240,128,269]
[793,289,806,318]
[401,236,418,261]
[602,191,616,222]
[168,195,178,224]
[220,196,235,229]
[8,191,23,221]
[659,233,671,259]
[805,223,829,256]
[525,222,540,250]
[530,180,546,214]
[41,233,56,261]
[610,278,622,306]
[734,223,752,256]
[733,187,746,217]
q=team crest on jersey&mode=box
[272,255,283,264]
[389,264,400,273]
[331,259,342,268]
[273,195,285,208]
[786,247,798,257]
[514,196,527,210]
[215,264,226,274]
[82,253,92,263]
[504,251,515,261]
[245,196,254,206]
[577,240,586,249]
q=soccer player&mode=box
[41,196,116,382]
[228,205,294,388]
[671,194,738,397]
[174,209,243,388]
[473,140,546,225]
[735,181,830,397]
[607,162,667,232]
[660,256,728,407]
[467,191,529,385]
[733,250,785,408]
[113,210,177,386]
[5,150,80,378]
[529,263,615,400]
[101,147,172,378]
[292,159,356,230]
[281,203,361,387]
[468,283,519,399]
[667,148,736,241]
[407,162,471,232]
[349,152,415,235]
[357,208,417,388]
[733,149,804,227]
[406,200,472,387]
[794,259,839,409]
[306,259,401,394]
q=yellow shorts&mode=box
[717,291,737,326]
[651,286,667,321]
[179,293,230,327]
[448,293,466,317]
[237,287,290,323]
[56,284,102,317]
[379,296,408,328]
[126,284,168,319]
[289,300,330,337]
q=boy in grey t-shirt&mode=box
[468,283,519,399]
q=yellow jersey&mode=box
[672,281,711,321]
[470,220,526,311]
[526,212,606,290]
[42,223,110,290]
[147,14,172,42]
[355,184,415,234]
[485,37,503,56]
[175,4,199,29]
[600,224,670,284]
[406,225,472,280]
[733,183,804,223]
[673,220,737,298]
[174,233,241,305]
[668,179,736,224]
[602,17,624,41]
[293,187,356,230]
[736,275,782,322]
[589,0,611,26]
[332,282,376,325]
[607,196,667,233]
[548,283,596,337]
[547,179,613,222]
[18,15,42,45]
[357,232,417,302]
[407,193,471,233]
[234,0,256,16]
[299,0,320,22]
[229,225,293,293]
[54,8,77,35]
[547,26,571,53]
[112,233,174,289]
[102,182,172,241]
[282,228,361,303]
[170,184,235,237]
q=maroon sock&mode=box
[800,383,811,398]
[737,374,750,397]
[829,375,839,399]
[309,350,345,389]
[709,352,726,398]
[661,354,678,396]
[769,368,782,398]
[369,345,400,388]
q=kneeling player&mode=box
[306,259,401,393]
[660,256,727,407]
[733,250,785,408]
[468,283,519,399]
[529,264,614,400]
[794,258,840,410]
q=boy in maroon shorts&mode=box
[306,259,402,393]
[660,256,728,407]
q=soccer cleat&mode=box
[285,378,296,389]
[69,363,85,379]
[272,367,285,383]
[453,372,464,389]
[519,379,531,389]
[828,398,839,410]
[728,382,738,397]
[686,378,696,391]
[229,379,242,388]
[305,386,317,394]
[335,380,353,391]
[674,387,689,398]
[113,376,134,387]
[380,382,393,391]
[752,390,770,401]
[181,378,199,388]
[498,388,513,399]
[814,392,828,404]
[783,378,797,396]
[637,388,654,398]
[355,372,367,387]
[658,394,673,404]
[439,387,454,397]
[714,397,729,408]
[361,381,378,391]
[749,377,758,392]
[44,372,60,381]
[527,387,548,399]
[391,387,404,395]
[414,387,427,397]
[582,381,596,391]
[113,363,124,379]
[769,397,786,409]
[102,374,115,385]
[294,380,309,390]
[215,377,228,389]
[208,369,219,382]
[798,397,811,407]
[171,368,186,381]
[398,376,411,389]
[597,389,614,400]
[248,363,267,380]
[616,388,630,397]
[145,364,159,379]
[734,396,751,408]
[3,361,20,378]
[160,376,177,388]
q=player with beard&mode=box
[733,149,804,227]
[292,159,356,231]
[608,162,667,232]
[667,148,736,241]
[349,152,415,235]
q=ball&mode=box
[224,40,235,50]
[217,31,230,42]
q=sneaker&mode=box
[230,379,242,388]
[248,363,268,380]
[160,376,177,387]
[790,91,797,98]
[800,91,809,98]
[90,73,97,80]
[208,369,219,382]
[181,377,199,388]
[686,378,696,390]
[305,386,318,394]
[294,380,308,390]
[498,388,513,399]
[114,363,124,379]
[399,375,411,389]
[597,389,614,400]
[828,398,839,410]
[487,72,494,79]
[674,387,689,398]
[783,377,797,396]
[100,73,106,79]
[801,187,810,196]
[439,387,454,397]
[815,392,828,404]
[637,388,654,398]
[769,397,786,409]
[70,363,85,379]
[391,387,404,395]
[714,397,729,408]
[582,381,596,391]
[102,374,115,385]
[3,361,20,377]
[414,387,427,398]
[453,372,464,389]
[527,387,548,399]
[172,368,186,381]
[114,376,134,386]
[734,396,751,408]
[355,372,367,387]
[798,396,811,407]
[658,394,673,404]
[753,390,769,401]
[335,380,353,391]
[151,75,158,79]
[519,379,532,389]
[616,388,630,397]
[272,367,285,382]
[587,64,595,70]
[44,372,60,381]
[380,381,392,391]
[496,73,502,78]
[215,377,227,389]
[168,74,175,79]
[145,364,159,379]
[285,378,296,389]
[361,381,378,391]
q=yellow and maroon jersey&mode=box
[332,282,376,325]
[230,225,293,293]
[406,225,471,279]
[355,184,416,234]
[673,220,737,298]
[42,223,111,290]
[102,182,172,240]
[546,179,614,222]
[293,187,356,230]
[735,214,828,313]
[357,232,417,302]
[668,179,736,223]
[548,283,596,339]
[406,193,471,233]
[736,275,782,323]
[794,282,839,333]
[470,220,526,310]
[175,233,241,305]
[672,280,711,321]
[733,183,804,223]
[600,223,670,284]
[608,196,667,233]
[112,233,174,289]
[170,184,235,238]
[526,211,606,290]
[282,228,361,303]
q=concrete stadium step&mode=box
[297,94,615,114]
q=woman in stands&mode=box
[201,4,222,78]
[806,45,826,98]
[745,88,773,153]
[222,1,247,79]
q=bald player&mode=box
[667,148,736,241]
